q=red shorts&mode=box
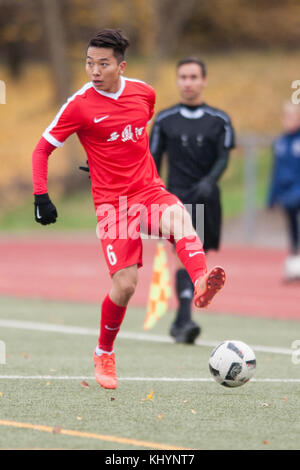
[96,186,183,276]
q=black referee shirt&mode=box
[150,103,235,194]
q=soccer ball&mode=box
[209,340,256,387]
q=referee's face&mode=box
[177,63,207,104]
[86,47,126,93]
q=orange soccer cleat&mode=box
[194,266,226,308]
[93,350,118,389]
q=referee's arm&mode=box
[207,122,235,182]
[149,119,167,174]
[208,133,230,182]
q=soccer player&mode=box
[150,57,235,344]
[32,30,226,390]
[267,101,300,281]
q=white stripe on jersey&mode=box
[155,107,180,123]
[124,76,147,85]
[201,106,233,148]
[92,76,126,100]
[179,107,204,119]
[43,82,93,147]
[150,107,180,154]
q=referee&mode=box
[150,57,235,344]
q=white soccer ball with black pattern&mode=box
[209,340,256,387]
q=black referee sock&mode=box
[174,269,194,327]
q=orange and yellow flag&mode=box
[144,242,171,330]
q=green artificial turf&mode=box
[0,296,299,450]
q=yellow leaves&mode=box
[140,389,165,421]
[141,389,154,403]
[0,392,3,398]
[147,389,154,400]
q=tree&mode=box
[41,0,71,103]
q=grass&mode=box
[0,296,299,450]
[0,188,96,233]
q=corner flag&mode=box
[144,242,171,330]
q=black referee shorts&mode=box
[173,186,222,252]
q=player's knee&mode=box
[161,204,194,241]
[121,279,136,299]
[113,271,138,300]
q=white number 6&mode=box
[107,244,117,266]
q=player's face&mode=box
[86,47,126,93]
[177,63,207,104]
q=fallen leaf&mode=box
[76,416,82,421]
[147,389,154,400]
[52,426,62,435]
[80,380,90,389]
[191,409,196,415]
[0,392,3,397]
[141,389,154,403]
[157,414,164,420]
[49,369,56,373]
[45,382,51,386]
[183,400,189,403]
[110,397,115,401]
[283,396,287,401]
[263,440,270,445]
[21,352,29,359]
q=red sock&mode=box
[98,295,127,352]
[176,235,207,285]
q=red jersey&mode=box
[41,77,164,208]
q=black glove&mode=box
[192,177,215,201]
[79,160,90,178]
[34,193,57,225]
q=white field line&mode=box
[0,375,299,383]
[0,318,294,356]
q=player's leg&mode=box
[160,203,225,308]
[98,265,138,354]
[94,223,142,389]
[170,255,201,343]
[285,207,298,255]
[94,265,138,389]
[171,202,202,342]
[283,207,300,281]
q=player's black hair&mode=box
[87,29,130,63]
[177,57,207,78]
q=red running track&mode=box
[0,234,299,320]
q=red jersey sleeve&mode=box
[32,137,56,194]
[42,97,82,147]
[148,86,156,123]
